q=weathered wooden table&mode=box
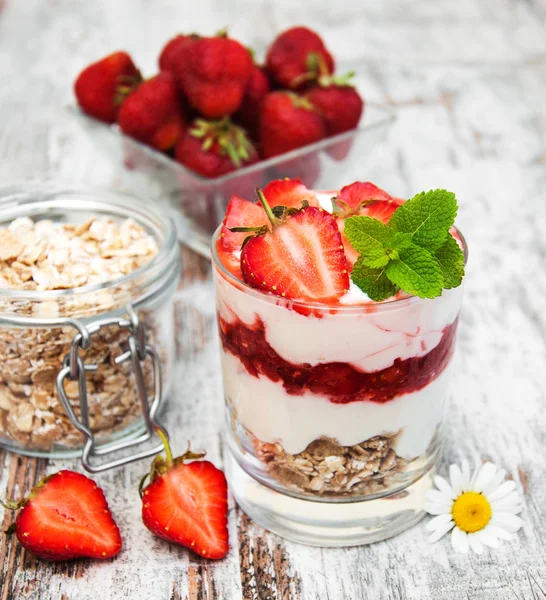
[1,0,546,598]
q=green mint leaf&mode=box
[385,244,444,299]
[392,232,413,252]
[389,189,457,252]
[351,257,399,302]
[434,235,465,289]
[344,216,395,268]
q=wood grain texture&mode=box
[0,0,545,598]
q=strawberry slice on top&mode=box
[241,190,349,302]
[334,182,404,271]
[220,195,267,253]
[260,178,319,209]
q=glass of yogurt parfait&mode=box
[212,178,467,546]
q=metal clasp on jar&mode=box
[56,304,168,472]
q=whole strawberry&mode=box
[306,72,364,137]
[140,430,229,560]
[1,470,122,561]
[117,72,185,151]
[259,91,326,159]
[265,26,334,89]
[158,34,197,73]
[74,51,140,123]
[175,34,253,118]
[234,63,270,141]
[176,118,258,178]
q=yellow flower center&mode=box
[451,492,492,533]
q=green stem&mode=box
[256,188,278,228]
[0,498,22,511]
[155,427,173,467]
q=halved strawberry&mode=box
[2,470,122,561]
[241,193,349,302]
[260,178,319,209]
[334,182,404,271]
[220,195,267,252]
[336,181,393,212]
[141,431,229,560]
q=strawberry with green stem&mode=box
[237,188,349,302]
[140,429,229,560]
[74,52,141,123]
[175,117,258,178]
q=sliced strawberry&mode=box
[220,195,267,252]
[141,434,229,560]
[335,182,404,271]
[261,178,319,209]
[363,197,403,223]
[336,181,393,213]
[241,205,349,302]
[9,470,122,561]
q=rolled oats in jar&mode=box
[0,185,179,458]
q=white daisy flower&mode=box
[424,460,524,554]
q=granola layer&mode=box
[253,433,413,496]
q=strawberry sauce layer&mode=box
[219,316,458,404]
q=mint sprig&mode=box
[344,189,465,301]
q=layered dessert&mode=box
[213,179,465,499]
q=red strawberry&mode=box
[1,470,122,561]
[234,64,270,140]
[259,92,326,159]
[158,34,197,73]
[141,431,229,560]
[117,72,185,151]
[175,118,258,178]
[241,190,349,302]
[74,52,140,123]
[266,26,334,89]
[334,182,403,271]
[306,74,364,136]
[175,35,253,118]
[220,195,267,252]
[261,178,318,208]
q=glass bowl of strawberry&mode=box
[212,178,467,547]
[72,27,396,258]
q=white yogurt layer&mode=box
[221,350,452,457]
[215,270,463,373]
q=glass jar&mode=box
[0,184,179,469]
[212,224,467,546]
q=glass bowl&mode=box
[72,105,395,258]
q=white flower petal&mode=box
[473,463,498,493]
[460,459,471,491]
[426,489,452,505]
[491,512,524,533]
[482,468,506,496]
[486,524,514,542]
[475,527,500,548]
[451,527,469,553]
[428,520,455,543]
[486,480,516,502]
[424,502,452,515]
[467,533,485,554]
[491,492,523,512]
[434,475,456,499]
[426,513,454,531]
[449,464,463,496]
